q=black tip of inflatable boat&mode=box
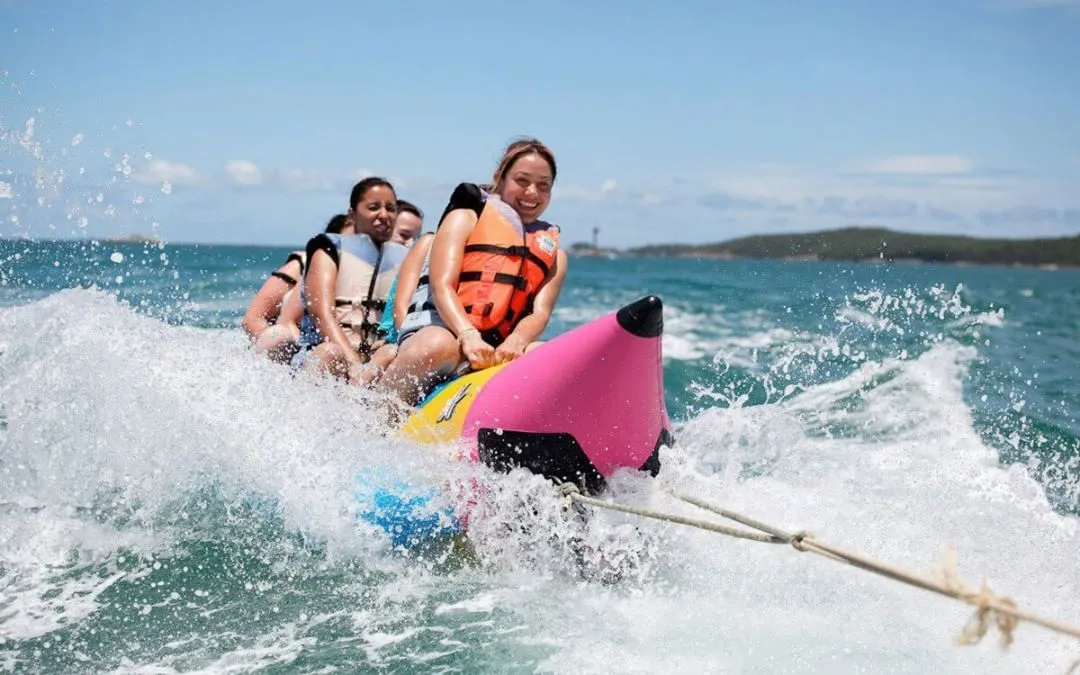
[616,295,664,338]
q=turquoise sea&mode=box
[1,238,1079,674]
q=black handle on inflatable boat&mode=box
[616,295,664,338]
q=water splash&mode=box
[1,287,1077,673]
[0,70,167,244]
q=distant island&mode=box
[569,226,1080,268]
[4,227,1077,268]
[101,232,163,245]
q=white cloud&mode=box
[708,165,833,205]
[714,164,969,208]
[556,181,620,203]
[276,168,335,193]
[553,185,592,201]
[701,156,1078,231]
[859,154,975,175]
[224,159,262,187]
[0,181,12,199]
[130,159,202,187]
[101,154,1078,242]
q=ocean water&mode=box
[1,238,1079,674]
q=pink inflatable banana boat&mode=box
[358,295,674,548]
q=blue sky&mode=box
[1,0,1078,247]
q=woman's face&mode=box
[392,212,423,247]
[349,185,397,243]
[496,153,553,224]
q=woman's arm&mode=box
[428,209,480,337]
[494,249,568,362]
[241,257,302,339]
[392,233,435,329]
[428,209,498,369]
[277,284,305,327]
[305,249,363,365]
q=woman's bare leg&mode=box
[379,326,463,407]
[351,343,398,386]
[303,342,350,380]
[253,323,301,363]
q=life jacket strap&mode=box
[335,298,387,310]
[462,243,551,278]
[271,271,297,286]
[462,304,517,324]
[464,243,528,256]
[458,270,528,290]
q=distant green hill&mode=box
[624,227,1080,266]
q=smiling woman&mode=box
[379,138,569,407]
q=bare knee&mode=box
[381,328,461,404]
[350,343,398,386]
[373,343,398,369]
[401,329,461,372]
[254,324,300,363]
[304,342,350,379]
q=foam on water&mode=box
[534,341,1080,673]
[1,286,1078,673]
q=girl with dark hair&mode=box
[293,178,410,383]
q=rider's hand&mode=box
[459,329,495,370]
[493,334,527,365]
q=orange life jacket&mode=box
[457,199,560,341]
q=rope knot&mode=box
[957,580,1019,649]
[558,482,581,510]
[790,530,812,552]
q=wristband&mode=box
[457,327,480,343]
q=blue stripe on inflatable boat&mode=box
[354,467,463,548]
